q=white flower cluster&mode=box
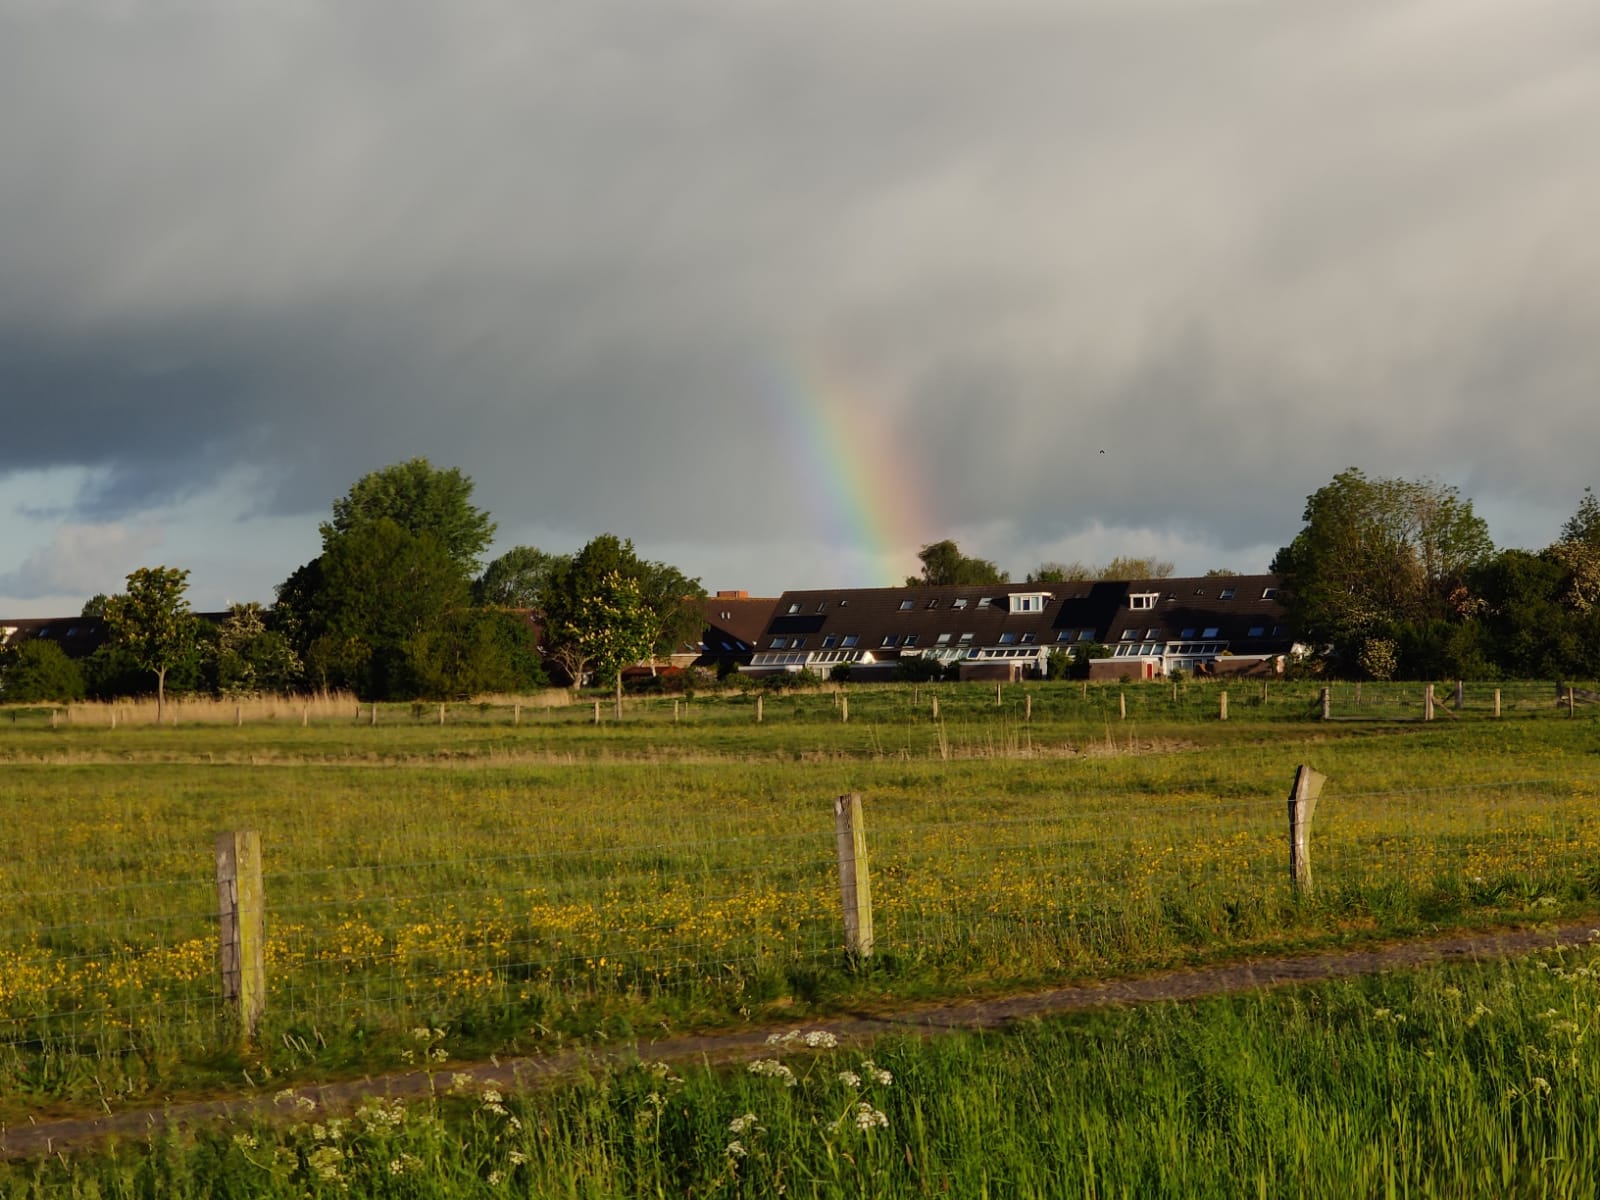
[747,1059,797,1086]
[766,1029,838,1049]
[728,1112,761,1135]
[853,1102,889,1131]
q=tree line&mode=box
[0,459,706,707]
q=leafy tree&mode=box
[0,640,85,703]
[905,540,1009,586]
[215,602,303,695]
[80,594,110,619]
[475,546,569,609]
[1272,469,1494,667]
[1560,487,1600,547]
[312,519,471,699]
[103,566,200,719]
[540,535,703,685]
[549,569,653,695]
[1099,556,1175,580]
[1028,562,1092,583]
[323,458,496,576]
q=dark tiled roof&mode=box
[695,596,779,659]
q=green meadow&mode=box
[1,679,1598,1126]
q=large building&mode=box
[741,575,1295,681]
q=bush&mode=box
[1,640,86,703]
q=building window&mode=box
[1020,632,1036,644]
[953,598,968,609]
[841,635,859,648]
[1219,589,1235,600]
[1202,627,1219,638]
[1056,630,1075,642]
[926,599,939,609]
[816,601,827,612]
[1078,630,1096,642]
[1130,593,1158,610]
[1146,628,1160,639]
[999,632,1017,645]
[902,634,918,647]
[1121,630,1137,641]
[977,597,993,609]
[1247,625,1265,638]
[882,634,898,647]
[936,633,952,645]
[899,599,915,610]
[1180,627,1196,639]
[959,632,975,644]
[1262,588,1277,599]
[823,635,838,648]
[1009,592,1049,614]
[770,638,788,649]
[787,603,801,614]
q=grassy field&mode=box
[2,678,1599,1124]
[6,939,1600,1196]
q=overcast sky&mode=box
[3,0,1598,615]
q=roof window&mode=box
[1219,589,1236,600]
[899,599,915,610]
[787,603,801,614]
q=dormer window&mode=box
[1129,593,1159,610]
[1008,592,1050,614]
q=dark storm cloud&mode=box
[2,0,1599,583]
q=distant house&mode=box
[0,616,112,659]
[671,592,779,674]
[741,575,1296,681]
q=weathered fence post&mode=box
[301,704,308,728]
[996,683,1003,706]
[370,703,377,727]
[1568,686,1577,717]
[1493,688,1501,718]
[1261,681,1268,703]
[841,695,849,723]
[931,695,940,720]
[1321,687,1330,721]
[834,793,874,958]
[438,702,446,726]
[673,699,680,723]
[235,704,243,728]
[1119,692,1127,720]
[1025,694,1032,723]
[755,694,764,723]
[1287,765,1326,894]
[215,830,266,1042]
[1219,690,1229,721]
[1354,682,1362,706]
[1423,684,1435,721]
[913,686,920,707]
[513,702,521,727]
[593,700,601,725]
[1454,680,1464,711]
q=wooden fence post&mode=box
[841,695,849,723]
[1493,689,1500,718]
[235,704,243,728]
[1025,694,1032,723]
[834,793,874,958]
[673,699,680,723]
[1119,692,1126,720]
[1321,687,1330,721]
[301,704,308,728]
[1568,686,1576,717]
[1354,682,1362,706]
[438,702,446,726]
[215,831,266,1042]
[1219,690,1228,721]
[1287,765,1326,894]
[593,700,601,725]
[931,695,939,720]
[513,702,521,727]
[756,694,764,723]
[1424,684,1435,721]
[996,683,1003,706]
[1454,680,1464,711]
[370,703,377,727]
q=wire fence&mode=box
[4,766,1600,1086]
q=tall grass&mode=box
[8,943,1600,1196]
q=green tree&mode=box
[905,540,1009,586]
[0,640,86,703]
[474,546,569,609]
[1098,556,1176,580]
[323,458,496,576]
[540,535,703,686]
[1028,561,1092,583]
[215,602,304,695]
[1560,487,1600,547]
[312,519,471,699]
[1272,469,1494,668]
[103,566,199,720]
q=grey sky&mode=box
[3,0,1598,613]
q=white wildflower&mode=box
[862,1060,893,1086]
[747,1059,797,1086]
[487,1169,503,1185]
[837,1070,862,1088]
[509,1150,528,1165]
[804,1031,838,1049]
[726,1139,748,1158]
[729,1112,760,1135]
[853,1102,889,1131]
[412,1027,433,1042]
[231,1133,258,1150]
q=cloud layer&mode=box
[3,1,1598,607]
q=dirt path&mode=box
[4,918,1595,1161]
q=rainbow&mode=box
[766,361,929,586]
